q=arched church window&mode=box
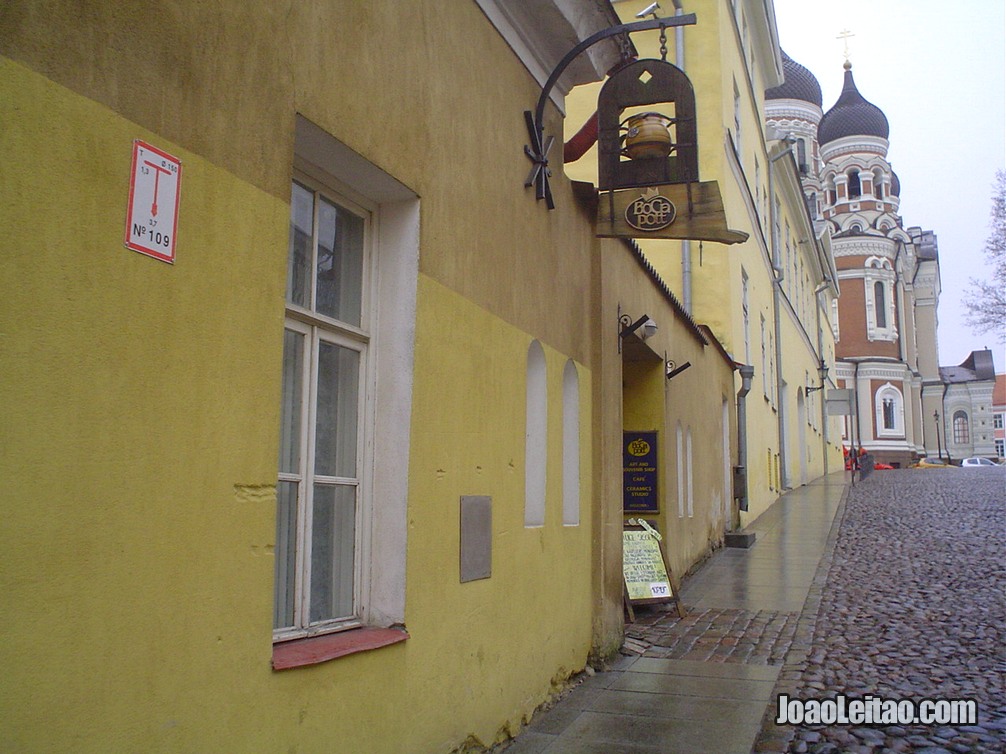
[797,139,808,175]
[875,383,904,436]
[873,168,885,198]
[848,170,861,199]
[874,281,886,328]
[882,397,896,429]
[953,411,970,444]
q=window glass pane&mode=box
[875,282,886,328]
[314,342,360,478]
[288,183,313,308]
[883,398,895,429]
[273,480,299,629]
[316,198,364,326]
[279,329,304,474]
[310,484,356,623]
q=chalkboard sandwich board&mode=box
[622,519,685,620]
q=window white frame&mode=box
[760,315,768,399]
[275,116,419,641]
[524,340,547,527]
[874,382,904,438]
[675,422,684,518]
[864,257,896,342]
[953,410,970,445]
[277,178,374,640]
[685,427,694,518]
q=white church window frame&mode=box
[864,257,896,342]
[952,410,970,445]
[874,383,904,438]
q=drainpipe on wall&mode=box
[814,280,830,476]
[768,138,797,489]
[853,360,863,456]
[894,240,907,363]
[941,382,952,464]
[736,365,755,512]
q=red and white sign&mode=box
[125,140,181,263]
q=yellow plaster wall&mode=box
[0,56,290,751]
[1,2,600,743]
[405,275,594,749]
[600,241,735,590]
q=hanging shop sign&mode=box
[623,431,659,513]
[125,140,181,263]
[595,59,747,245]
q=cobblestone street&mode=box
[754,468,1006,754]
[623,469,1006,753]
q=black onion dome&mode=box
[766,50,823,107]
[890,171,901,196]
[818,62,889,144]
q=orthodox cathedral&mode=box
[765,53,996,466]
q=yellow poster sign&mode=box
[622,529,673,602]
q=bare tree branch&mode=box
[963,170,1006,342]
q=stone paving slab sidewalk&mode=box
[496,473,849,754]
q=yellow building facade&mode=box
[566,0,843,523]
[2,1,740,751]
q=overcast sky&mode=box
[771,0,1006,368]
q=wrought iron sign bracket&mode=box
[524,13,697,209]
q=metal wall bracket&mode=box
[524,13,696,209]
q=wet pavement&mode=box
[757,468,1006,754]
[500,472,847,754]
[498,468,1006,754]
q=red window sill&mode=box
[272,626,409,670]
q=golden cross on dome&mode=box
[836,28,855,63]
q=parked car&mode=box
[960,456,998,468]
[912,457,951,468]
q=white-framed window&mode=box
[686,427,694,518]
[994,413,1004,430]
[676,422,684,518]
[525,340,547,527]
[561,359,580,526]
[831,298,840,341]
[274,117,419,643]
[847,169,861,199]
[872,168,885,198]
[874,382,904,437]
[864,257,896,341]
[995,438,1004,457]
[276,178,371,637]
[760,315,768,399]
[953,411,970,444]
